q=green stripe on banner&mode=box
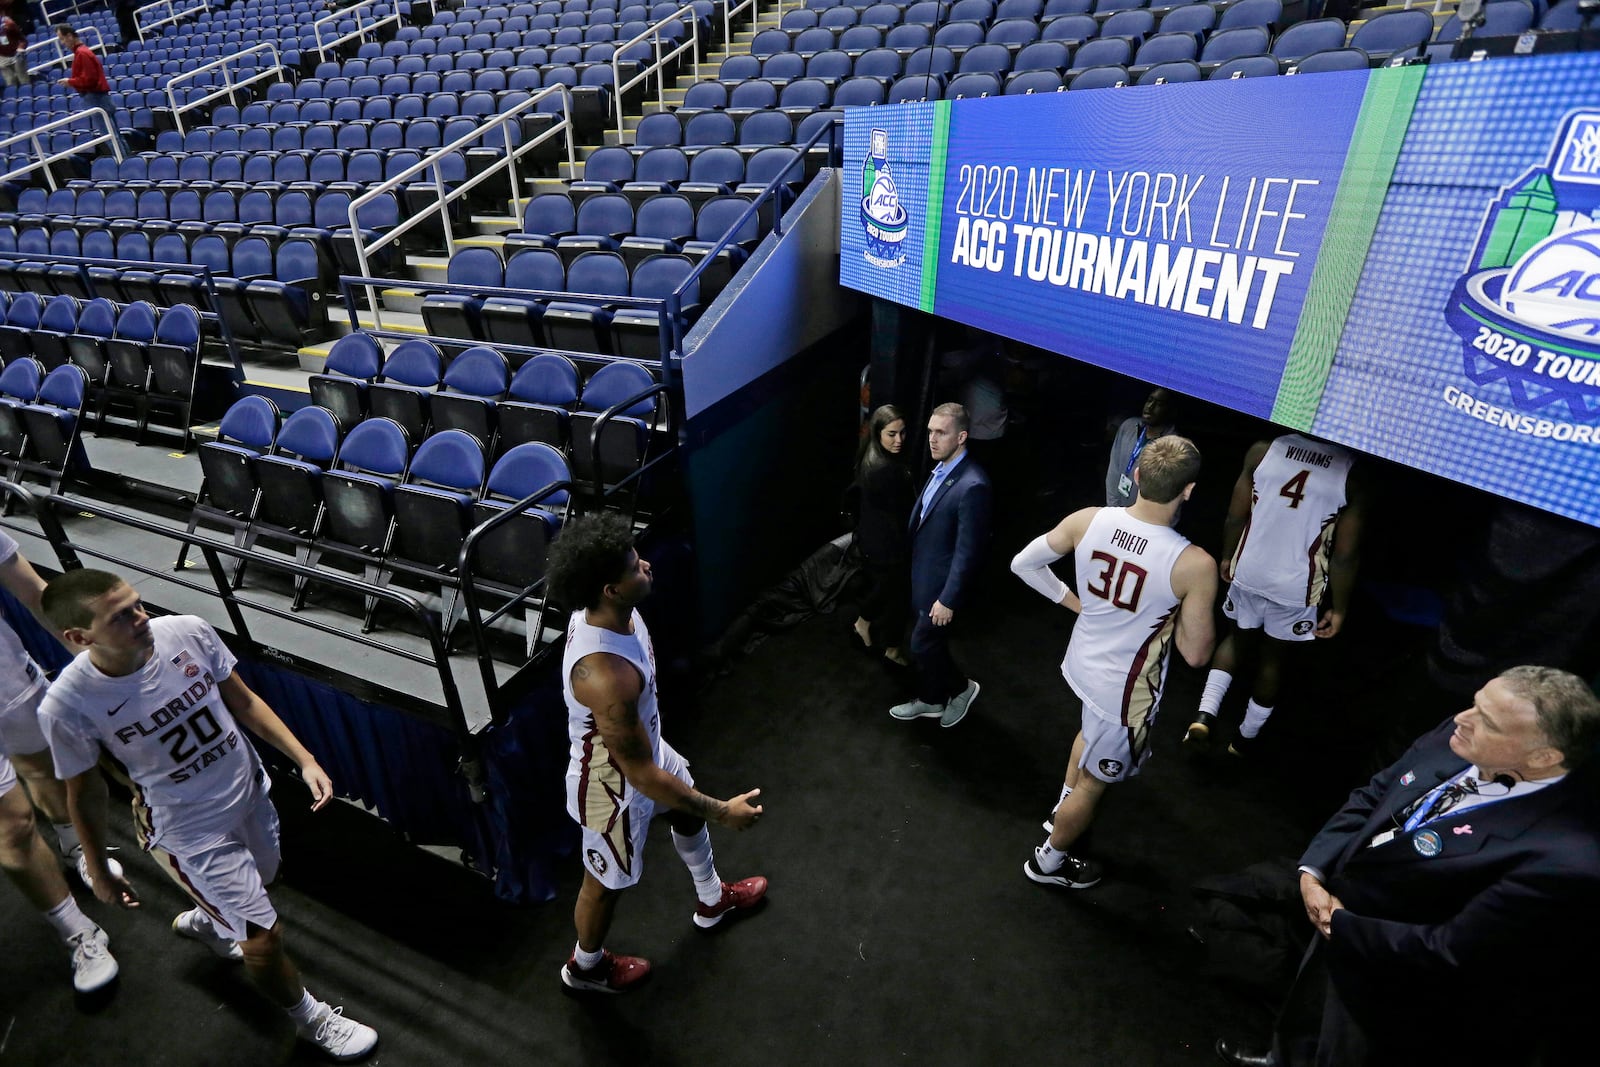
[919,101,952,313]
[1272,66,1426,428]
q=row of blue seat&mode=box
[195,406,574,628]
[444,1,694,26]
[308,337,660,475]
[349,22,667,52]
[1,227,339,347]
[0,359,92,491]
[0,295,204,449]
[205,85,602,126]
[3,187,406,251]
[278,57,618,98]
[145,114,515,155]
[424,248,706,356]
[910,47,1372,92]
[70,147,465,189]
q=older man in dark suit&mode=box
[891,402,991,730]
[1218,665,1600,1067]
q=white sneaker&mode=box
[298,1002,378,1062]
[69,845,124,891]
[172,908,244,961]
[69,927,118,993]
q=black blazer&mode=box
[1300,719,1600,1061]
[854,457,914,564]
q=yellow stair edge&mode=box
[356,315,428,334]
[243,379,310,394]
[455,235,505,248]
[299,342,333,359]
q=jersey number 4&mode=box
[1278,469,1311,509]
[1087,551,1147,612]
[160,705,223,764]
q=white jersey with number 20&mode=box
[40,616,264,847]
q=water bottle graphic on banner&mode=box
[861,127,908,269]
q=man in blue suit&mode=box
[1217,665,1600,1067]
[891,403,991,729]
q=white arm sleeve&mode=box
[1010,534,1068,604]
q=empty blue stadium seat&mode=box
[1271,18,1346,61]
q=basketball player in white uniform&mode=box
[37,569,377,1061]
[1011,436,1217,889]
[0,529,120,991]
[551,513,767,993]
[1185,433,1364,754]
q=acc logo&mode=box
[860,127,909,269]
[1292,620,1314,636]
[1098,758,1124,779]
[1446,110,1600,422]
[184,663,201,678]
[585,848,608,875]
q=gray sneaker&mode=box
[889,698,942,721]
[940,680,980,728]
[1024,852,1102,890]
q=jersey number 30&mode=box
[160,706,223,764]
[1087,551,1147,611]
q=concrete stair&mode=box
[270,3,777,389]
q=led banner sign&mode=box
[842,55,1600,528]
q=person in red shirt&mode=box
[55,24,124,155]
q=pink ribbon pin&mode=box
[1453,825,1473,836]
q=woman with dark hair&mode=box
[852,405,914,666]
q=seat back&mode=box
[381,339,444,388]
[506,248,567,292]
[406,429,488,493]
[274,405,343,464]
[437,347,506,400]
[218,395,282,450]
[336,416,411,478]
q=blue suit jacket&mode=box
[1300,719,1600,1059]
[907,453,992,614]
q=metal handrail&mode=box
[135,0,211,43]
[455,478,573,710]
[164,41,287,135]
[721,0,762,56]
[313,3,403,62]
[41,0,98,26]
[335,272,685,323]
[346,83,576,328]
[612,5,701,139]
[23,25,104,76]
[0,108,124,187]
[0,481,472,744]
[0,250,241,371]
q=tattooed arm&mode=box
[573,653,763,829]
